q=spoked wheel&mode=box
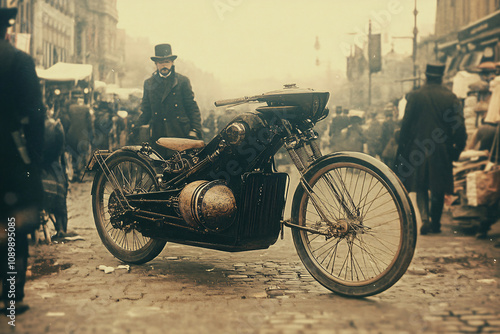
[291,153,416,297]
[92,151,166,264]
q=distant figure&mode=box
[41,117,68,238]
[380,104,398,166]
[202,109,217,141]
[0,7,45,315]
[137,43,203,157]
[329,106,350,152]
[342,116,365,153]
[395,64,467,235]
[66,97,93,181]
[365,111,383,158]
[93,100,114,150]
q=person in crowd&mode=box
[202,109,217,141]
[93,100,114,150]
[329,106,350,152]
[41,116,68,239]
[0,7,45,315]
[342,115,365,153]
[137,43,203,157]
[365,110,383,158]
[381,104,399,166]
[66,96,93,181]
[395,64,467,235]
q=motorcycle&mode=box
[87,85,417,297]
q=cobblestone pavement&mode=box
[1,177,499,334]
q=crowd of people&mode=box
[326,103,400,164]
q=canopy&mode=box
[37,62,93,82]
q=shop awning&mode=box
[458,10,500,45]
[37,62,93,82]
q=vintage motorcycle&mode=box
[87,85,417,297]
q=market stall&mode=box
[37,62,94,108]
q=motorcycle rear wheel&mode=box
[92,152,166,264]
[291,153,416,297]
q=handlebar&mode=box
[214,94,263,107]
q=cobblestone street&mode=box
[1,177,499,334]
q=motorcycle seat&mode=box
[156,137,205,151]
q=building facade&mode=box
[33,0,75,68]
[434,0,500,77]
[74,0,124,83]
[2,0,123,84]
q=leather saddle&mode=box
[156,137,205,151]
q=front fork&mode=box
[282,123,351,237]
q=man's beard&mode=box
[159,67,170,75]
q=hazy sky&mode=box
[117,0,437,86]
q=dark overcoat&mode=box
[138,67,202,150]
[0,39,45,218]
[395,82,467,194]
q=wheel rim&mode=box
[299,162,403,286]
[98,159,157,251]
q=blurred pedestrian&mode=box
[202,109,217,141]
[329,106,350,152]
[66,96,93,181]
[41,117,68,239]
[381,104,398,166]
[137,43,203,157]
[342,115,365,153]
[0,7,45,315]
[365,110,383,158]
[395,64,467,235]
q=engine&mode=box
[178,180,237,232]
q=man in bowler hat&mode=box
[0,7,45,314]
[395,64,467,235]
[137,44,203,157]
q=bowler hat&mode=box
[0,7,17,28]
[151,44,177,62]
[425,63,445,77]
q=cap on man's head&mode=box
[0,7,17,28]
[425,63,445,77]
[151,43,178,62]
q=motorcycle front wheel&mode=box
[92,151,166,264]
[291,153,416,297]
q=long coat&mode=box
[395,82,467,194]
[0,39,45,220]
[138,67,202,155]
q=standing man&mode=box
[0,7,45,314]
[395,64,467,235]
[138,44,203,157]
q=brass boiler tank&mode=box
[178,180,237,232]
